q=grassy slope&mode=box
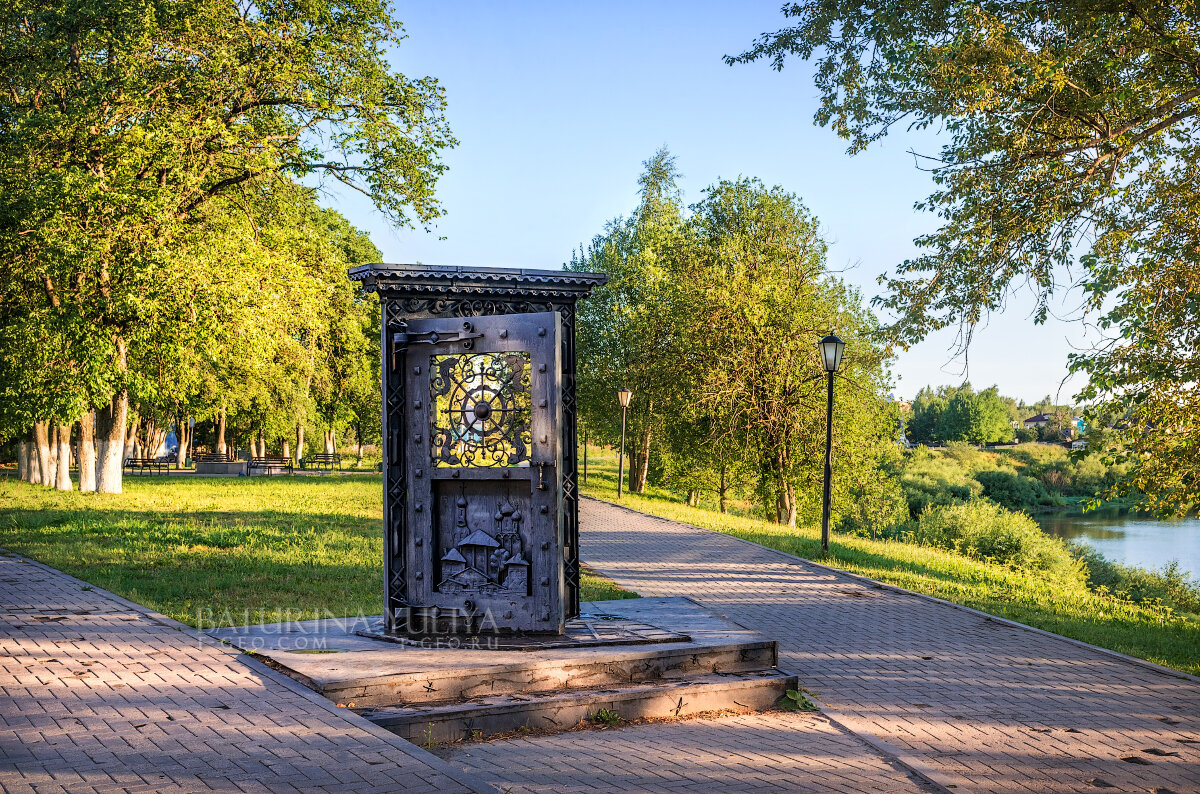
[0,473,632,626]
[578,452,1200,676]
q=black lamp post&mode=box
[818,334,846,552]
[617,387,632,498]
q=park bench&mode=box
[194,451,235,463]
[301,452,342,472]
[248,457,293,476]
[124,457,170,475]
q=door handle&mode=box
[536,461,554,490]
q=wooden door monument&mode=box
[349,264,607,635]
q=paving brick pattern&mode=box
[560,499,1200,794]
[0,555,490,794]
[451,711,933,793]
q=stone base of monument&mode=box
[209,596,797,743]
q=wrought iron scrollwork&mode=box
[431,352,533,468]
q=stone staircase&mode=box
[208,596,797,744]
[354,638,795,742]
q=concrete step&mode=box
[359,668,798,743]
[325,639,779,708]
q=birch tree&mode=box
[0,0,454,492]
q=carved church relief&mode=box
[437,491,531,596]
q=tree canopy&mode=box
[572,152,898,527]
[1,0,450,491]
[730,2,1200,512]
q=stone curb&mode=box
[4,551,498,794]
[816,709,965,794]
[585,497,1200,686]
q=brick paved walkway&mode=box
[452,711,932,793]
[530,499,1197,794]
[0,555,492,794]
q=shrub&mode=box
[974,469,1056,511]
[838,474,910,539]
[915,500,1082,579]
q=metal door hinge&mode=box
[393,321,483,352]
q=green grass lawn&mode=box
[0,473,633,627]
[578,450,1200,676]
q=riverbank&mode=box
[579,455,1200,676]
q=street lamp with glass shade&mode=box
[818,335,845,552]
[818,334,846,374]
[617,387,633,498]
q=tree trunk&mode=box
[281,438,291,461]
[124,412,139,460]
[27,430,42,484]
[33,422,52,487]
[175,413,191,469]
[17,441,29,483]
[216,407,227,456]
[719,464,728,514]
[54,424,73,491]
[95,388,129,495]
[324,429,335,455]
[258,429,266,458]
[631,423,652,494]
[775,479,797,527]
[686,489,699,507]
[355,423,363,465]
[78,411,97,492]
[145,424,165,459]
[47,428,59,481]
[296,423,305,464]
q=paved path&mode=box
[451,709,933,793]
[0,555,492,794]
[450,499,1200,794]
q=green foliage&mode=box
[1070,545,1200,616]
[907,384,1013,446]
[973,469,1055,512]
[1014,427,1038,443]
[915,501,1081,579]
[579,454,1200,676]
[589,708,622,727]
[679,177,894,526]
[895,445,983,518]
[568,148,686,494]
[837,470,909,539]
[732,3,1200,512]
[0,475,634,624]
[779,689,818,712]
[571,154,896,526]
[0,0,450,466]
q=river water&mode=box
[1038,509,1200,578]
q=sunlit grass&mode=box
[0,473,634,626]
[579,448,1200,676]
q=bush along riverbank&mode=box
[579,447,1200,676]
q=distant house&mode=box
[1023,413,1055,428]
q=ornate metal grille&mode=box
[431,352,532,467]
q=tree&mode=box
[909,384,1015,446]
[678,178,894,526]
[568,148,687,494]
[0,0,454,492]
[730,2,1200,512]
[907,387,947,446]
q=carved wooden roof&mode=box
[348,263,608,300]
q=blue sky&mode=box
[323,0,1092,404]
